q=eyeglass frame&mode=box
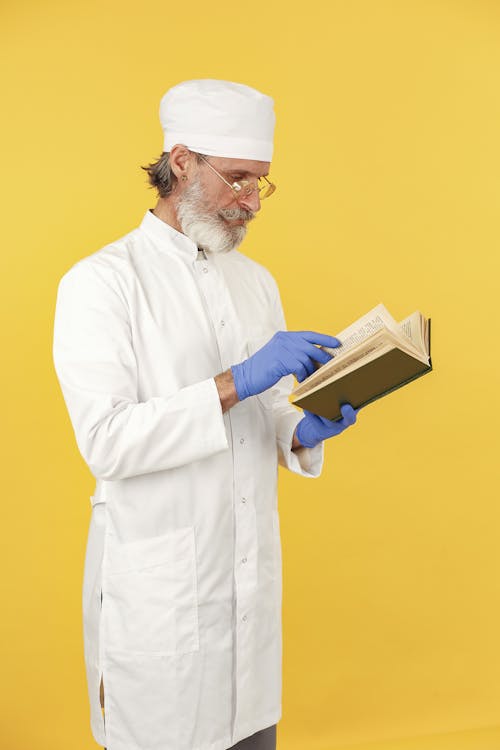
[194,152,276,200]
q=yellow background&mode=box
[1,1,499,748]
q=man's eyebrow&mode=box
[229,168,269,178]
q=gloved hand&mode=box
[295,404,359,448]
[231,331,341,401]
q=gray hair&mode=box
[140,151,206,198]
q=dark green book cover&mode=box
[291,319,432,421]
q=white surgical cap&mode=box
[159,79,275,162]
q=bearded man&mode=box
[52,79,358,750]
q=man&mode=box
[52,79,359,750]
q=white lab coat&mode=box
[52,209,324,750]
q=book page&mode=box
[399,311,425,354]
[320,303,403,360]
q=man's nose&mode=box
[239,189,261,213]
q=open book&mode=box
[289,303,432,421]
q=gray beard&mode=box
[176,178,254,254]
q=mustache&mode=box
[218,206,255,222]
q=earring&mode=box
[181,175,187,181]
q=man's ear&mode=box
[169,144,191,181]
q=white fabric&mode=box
[52,210,324,750]
[160,79,275,161]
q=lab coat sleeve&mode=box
[266,277,324,478]
[52,260,229,481]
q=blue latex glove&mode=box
[295,404,359,448]
[231,331,341,401]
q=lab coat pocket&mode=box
[103,526,199,656]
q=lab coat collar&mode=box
[140,209,199,261]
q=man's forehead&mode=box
[210,156,271,177]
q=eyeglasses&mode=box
[197,153,276,200]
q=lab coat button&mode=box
[221,320,225,326]
[241,497,247,503]
[242,557,247,563]
[240,437,245,444]
[242,615,247,621]
[203,267,208,274]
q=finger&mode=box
[295,363,309,382]
[286,340,337,367]
[305,410,325,422]
[340,403,357,425]
[305,345,335,365]
[340,403,356,419]
[323,408,352,431]
[297,353,316,378]
[295,331,342,348]
[281,340,319,379]
[316,413,339,426]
